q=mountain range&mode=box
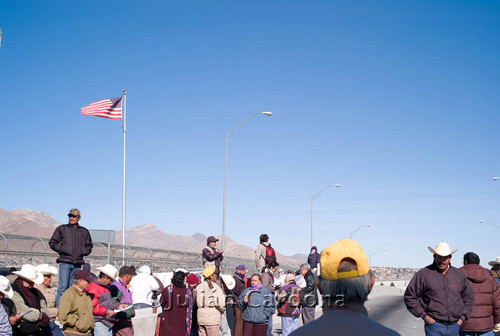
[0,207,307,266]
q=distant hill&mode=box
[0,207,305,266]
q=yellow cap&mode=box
[202,267,215,278]
[320,239,369,280]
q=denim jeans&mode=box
[93,322,112,336]
[459,331,495,336]
[267,314,273,336]
[425,321,461,336]
[281,317,298,336]
[56,262,81,307]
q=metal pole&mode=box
[222,130,229,252]
[122,90,127,266]
[310,184,340,247]
[310,197,313,248]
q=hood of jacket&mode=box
[460,264,490,283]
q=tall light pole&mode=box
[493,177,499,181]
[349,224,371,240]
[222,112,272,253]
[310,184,340,248]
[369,249,386,266]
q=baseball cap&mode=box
[202,267,215,278]
[74,270,92,283]
[68,208,81,217]
[320,239,369,280]
[207,236,218,244]
[236,264,246,271]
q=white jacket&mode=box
[130,265,160,305]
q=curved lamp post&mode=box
[310,184,340,247]
[369,249,387,266]
[222,112,272,252]
[349,224,371,239]
[493,177,499,181]
[480,220,500,229]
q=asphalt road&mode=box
[270,285,425,336]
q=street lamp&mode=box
[222,112,272,252]
[349,224,371,240]
[493,177,499,181]
[310,184,341,247]
[369,249,387,266]
[480,220,500,229]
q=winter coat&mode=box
[307,247,320,269]
[34,283,57,321]
[404,264,474,323]
[459,264,500,332]
[49,224,93,265]
[237,286,275,325]
[255,243,269,271]
[195,281,226,326]
[130,269,160,306]
[159,284,193,336]
[277,282,301,318]
[86,281,119,328]
[261,269,275,294]
[58,285,94,335]
[11,279,51,336]
[202,247,223,273]
[300,270,318,307]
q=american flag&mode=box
[80,97,123,119]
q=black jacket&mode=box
[300,270,318,307]
[49,224,93,264]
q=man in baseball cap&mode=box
[49,208,93,307]
[202,236,223,275]
[290,239,399,336]
[404,242,474,336]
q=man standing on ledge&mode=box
[49,208,93,306]
[404,242,474,336]
[202,236,223,275]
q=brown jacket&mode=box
[459,264,500,332]
[58,285,94,335]
[34,283,58,321]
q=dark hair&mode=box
[171,271,187,288]
[464,252,480,265]
[260,234,269,243]
[119,266,132,277]
[251,273,261,281]
[98,272,112,281]
[269,261,279,268]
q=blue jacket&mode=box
[237,286,275,325]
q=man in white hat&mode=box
[85,264,122,336]
[34,264,59,322]
[404,242,474,336]
[0,275,17,332]
[488,256,500,286]
[10,264,51,335]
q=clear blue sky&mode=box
[1,0,499,268]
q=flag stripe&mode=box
[80,97,123,119]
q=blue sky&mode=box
[1,0,499,268]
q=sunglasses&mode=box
[68,214,79,218]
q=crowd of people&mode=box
[0,208,499,336]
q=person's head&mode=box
[207,236,218,247]
[463,252,480,265]
[202,267,217,286]
[36,264,58,287]
[13,264,43,288]
[96,264,118,286]
[311,246,317,254]
[73,270,92,291]
[268,261,279,272]
[251,273,262,286]
[489,257,500,272]
[0,276,13,302]
[318,239,374,307]
[236,264,246,275]
[300,263,311,276]
[428,242,456,273]
[285,273,296,284]
[186,273,200,289]
[118,266,133,284]
[260,234,269,243]
[171,271,187,288]
[68,208,81,225]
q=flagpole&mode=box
[122,89,127,266]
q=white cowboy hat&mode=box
[0,276,13,298]
[427,242,457,257]
[220,274,235,290]
[96,264,118,281]
[488,257,500,267]
[175,268,188,274]
[13,265,44,284]
[36,264,58,276]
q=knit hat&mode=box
[320,239,369,280]
[74,270,92,283]
[285,273,295,284]
[186,273,199,285]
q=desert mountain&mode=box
[0,208,306,265]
